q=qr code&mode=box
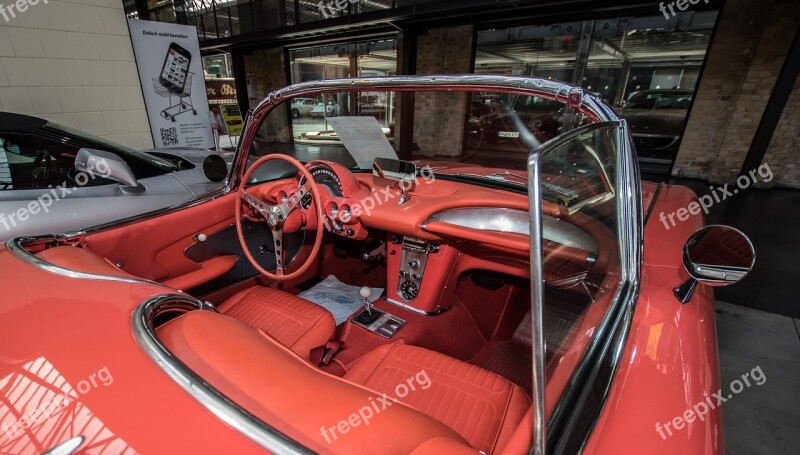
[160,127,178,146]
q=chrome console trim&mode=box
[132,294,311,454]
[385,297,452,316]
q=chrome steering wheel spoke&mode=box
[280,184,310,216]
[271,228,284,276]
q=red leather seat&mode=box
[218,286,335,360]
[345,344,531,454]
[158,311,475,454]
[157,310,532,454]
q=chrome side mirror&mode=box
[75,148,141,190]
[674,225,755,304]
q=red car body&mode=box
[0,76,722,454]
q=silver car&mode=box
[0,112,230,241]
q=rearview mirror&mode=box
[373,158,417,205]
[674,225,755,303]
[373,158,417,183]
[75,148,141,190]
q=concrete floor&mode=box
[715,301,800,454]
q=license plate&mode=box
[498,131,520,138]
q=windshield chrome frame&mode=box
[228,75,618,188]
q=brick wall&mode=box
[763,72,800,187]
[0,0,152,148]
[673,0,800,188]
[413,25,473,157]
[243,47,290,141]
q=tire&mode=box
[292,109,300,119]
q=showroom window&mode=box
[473,11,719,174]
[286,40,398,143]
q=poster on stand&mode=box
[128,19,214,150]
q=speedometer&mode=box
[300,164,344,209]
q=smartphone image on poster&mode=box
[159,43,192,93]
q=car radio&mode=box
[397,236,439,301]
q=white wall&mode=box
[0,0,153,149]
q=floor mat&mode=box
[297,275,383,325]
[472,312,534,396]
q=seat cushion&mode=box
[218,286,335,360]
[344,344,531,454]
[157,311,473,454]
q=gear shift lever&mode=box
[353,286,383,326]
[360,286,373,315]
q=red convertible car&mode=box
[0,76,753,455]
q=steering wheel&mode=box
[32,150,52,189]
[236,154,324,281]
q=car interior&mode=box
[15,88,626,454]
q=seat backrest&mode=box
[157,311,474,454]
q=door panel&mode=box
[82,192,303,295]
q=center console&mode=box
[385,234,453,315]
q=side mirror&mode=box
[372,158,417,205]
[75,148,141,190]
[674,225,755,303]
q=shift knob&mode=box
[359,286,372,299]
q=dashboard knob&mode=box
[408,260,419,269]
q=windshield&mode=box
[46,122,178,172]
[249,88,596,176]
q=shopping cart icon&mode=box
[153,72,197,122]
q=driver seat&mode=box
[218,286,336,361]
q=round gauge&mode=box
[399,280,419,301]
[328,202,339,219]
[301,164,344,197]
[339,205,352,223]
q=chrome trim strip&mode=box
[132,294,311,454]
[6,236,167,286]
[384,297,451,316]
[546,120,643,453]
[527,149,546,455]
[422,208,598,253]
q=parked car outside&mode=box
[0,112,230,241]
[290,98,318,118]
[311,99,341,118]
[617,89,693,163]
